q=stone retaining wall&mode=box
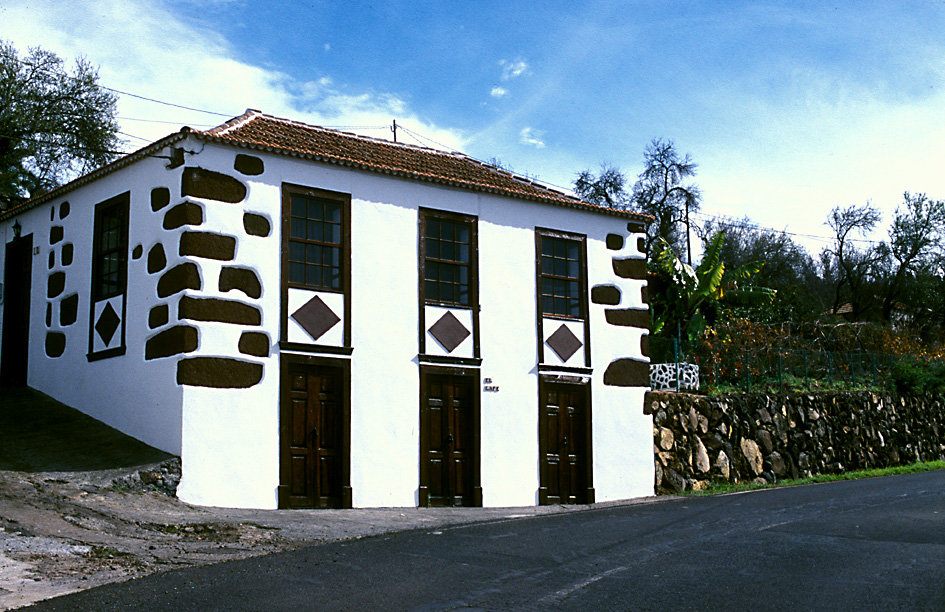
[646,391,945,494]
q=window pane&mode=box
[291,218,306,239]
[291,196,306,218]
[568,242,579,260]
[330,246,340,266]
[568,259,579,278]
[290,242,304,262]
[425,279,438,300]
[554,258,566,276]
[457,226,469,243]
[458,244,469,263]
[306,264,321,286]
[307,220,321,241]
[290,262,305,283]
[542,257,554,275]
[542,239,553,256]
[329,268,341,289]
[329,223,341,244]
[427,220,440,239]
[442,222,454,241]
[555,239,566,258]
[328,202,342,223]
[308,199,322,221]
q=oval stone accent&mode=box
[606,233,624,250]
[59,201,70,219]
[177,357,263,388]
[178,296,261,326]
[146,325,199,360]
[47,271,66,298]
[234,154,264,176]
[60,294,79,326]
[238,331,271,357]
[157,263,201,298]
[603,358,650,387]
[45,332,66,358]
[218,266,262,299]
[151,187,171,212]
[612,257,647,280]
[178,231,236,261]
[591,284,621,305]
[61,243,74,266]
[181,167,247,203]
[149,304,169,329]
[50,225,64,245]
[163,202,203,230]
[132,245,144,260]
[148,244,167,274]
[604,308,650,328]
[243,213,271,237]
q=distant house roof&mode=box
[2,109,651,224]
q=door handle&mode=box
[562,436,569,448]
[446,433,454,446]
[311,427,319,442]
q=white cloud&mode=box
[500,58,528,80]
[519,127,545,148]
[0,0,466,152]
[490,86,508,98]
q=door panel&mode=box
[420,371,480,507]
[1,235,33,386]
[282,363,346,508]
[540,381,591,505]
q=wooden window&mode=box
[421,211,476,307]
[538,234,585,318]
[91,193,129,301]
[288,192,343,291]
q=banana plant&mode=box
[649,231,776,346]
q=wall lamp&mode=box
[12,219,21,239]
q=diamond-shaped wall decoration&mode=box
[291,295,340,342]
[546,323,582,362]
[95,301,121,346]
[429,311,470,353]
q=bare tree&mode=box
[0,41,120,207]
[823,204,883,319]
[631,138,701,262]
[573,163,629,209]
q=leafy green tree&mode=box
[649,231,775,356]
[880,192,945,323]
[701,217,829,322]
[0,41,120,208]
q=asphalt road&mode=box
[24,470,945,612]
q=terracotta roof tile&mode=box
[4,110,651,224]
[193,110,647,219]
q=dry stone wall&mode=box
[646,391,945,494]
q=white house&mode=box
[0,110,653,510]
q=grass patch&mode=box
[684,460,945,496]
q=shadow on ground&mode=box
[0,386,173,472]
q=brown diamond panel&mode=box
[428,311,470,353]
[95,301,121,346]
[291,295,340,342]
[546,324,582,362]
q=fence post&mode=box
[673,336,680,392]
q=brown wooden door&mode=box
[1,235,32,387]
[283,364,344,508]
[540,381,592,505]
[420,372,480,507]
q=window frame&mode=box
[87,191,130,361]
[535,227,590,368]
[418,208,480,361]
[280,184,352,349]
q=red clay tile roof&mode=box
[4,110,650,223]
[192,110,647,219]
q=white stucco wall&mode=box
[2,137,653,510]
[0,156,185,456]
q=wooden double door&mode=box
[539,379,594,505]
[419,369,482,507]
[280,360,351,509]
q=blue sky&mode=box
[3,0,945,255]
